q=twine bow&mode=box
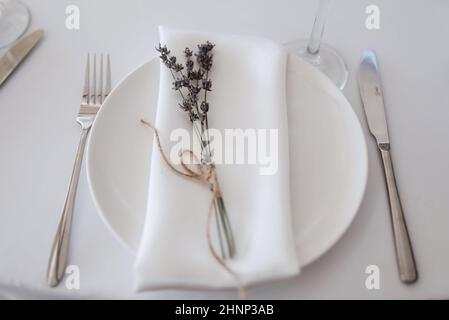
[141,119,246,299]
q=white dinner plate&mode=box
[86,54,368,267]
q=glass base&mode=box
[285,40,348,90]
[0,0,30,49]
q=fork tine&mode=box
[92,54,96,105]
[83,54,90,104]
[98,54,104,104]
[104,54,111,100]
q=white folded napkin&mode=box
[134,26,300,291]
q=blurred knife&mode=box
[0,29,44,86]
[358,49,417,284]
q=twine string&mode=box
[140,119,246,299]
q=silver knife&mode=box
[0,30,44,86]
[358,49,417,283]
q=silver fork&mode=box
[47,54,111,287]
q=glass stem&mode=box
[306,0,333,59]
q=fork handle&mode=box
[379,143,417,283]
[47,128,90,287]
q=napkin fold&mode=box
[134,26,300,290]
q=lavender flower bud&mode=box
[202,79,212,91]
[200,101,209,112]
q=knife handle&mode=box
[379,143,417,283]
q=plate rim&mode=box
[86,59,156,253]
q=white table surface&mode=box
[1,0,448,299]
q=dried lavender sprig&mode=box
[156,42,214,125]
[157,42,235,259]
[157,44,211,159]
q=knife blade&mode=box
[358,49,418,284]
[358,49,389,146]
[0,29,44,86]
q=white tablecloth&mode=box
[1,0,448,299]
